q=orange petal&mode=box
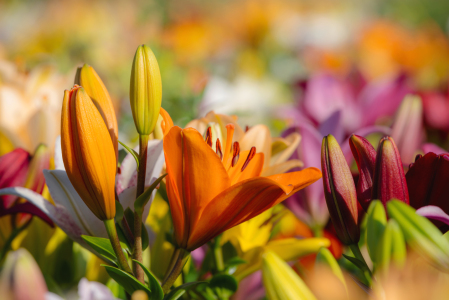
[160,108,174,135]
[187,167,322,250]
[180,128,231,233]
[163,126,186,245]
[227,151,264,185]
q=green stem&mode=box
[104,219,133,274]
[349,243,373,284]
[162,248,190,294]
[0,226,26,262]
[311,226,323,237]
[133,134,150,284]
[213,235,225,272]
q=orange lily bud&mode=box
[130,45,162,135]
[61,85,116,220]
[75,64,119,161]
[321,135,359,245]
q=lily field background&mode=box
[2,0,449,299]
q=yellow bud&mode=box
[130,45,162,135]
[61,85,116,220]
[76,64,119,161]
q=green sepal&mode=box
[135,173,167,215]
[119,140,139,168]
[102,264,150,296]
[209,274,238,299]
[342,254,367,271]
[365,200,387,264]
[163,281,207,300]
[387,200,449,270]
[132,260,163,300]
[81,235,128,266]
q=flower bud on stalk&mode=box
[372,137,409,207]
[75,64,119,161]
[61,85,116,220]
[349,134,376,212]
[130,45,162,135]
[321,135,359,245]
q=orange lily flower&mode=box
[61,85,117,220]
[163,125,321,251]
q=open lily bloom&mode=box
[164,125,321,251]
[186,111,303,176]
[0,138,164,249]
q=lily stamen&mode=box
[231,142,240,167]
[216,138,223,160]
[241,147,256,171]
[205,127,213,147]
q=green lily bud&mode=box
[365,200,387,264]
[130,45,162,135]
[376,219,406,275]
[262,251,317,300]
[387,200,449,271]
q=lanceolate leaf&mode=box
[119,140,140,168]
[102,264,151,296]
[82,235,121,265]
[132,260,163,300]
[134,173,167,215]
[365,200,387,264]
[163,282,207,300]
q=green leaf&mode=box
[134,174,167,215]
[119,140,139,168]
[342,254,367,271]
[376,219,406,275]
[132,260,163,300]
[157,181,169,203]
[209,274,238,298]
[116,224,132,254]
[82,235,124,265]
[106,278,127,299]
[163,282,207,300]
[365,200,387,264]
[315,248,346,287]
[103,264,151,297]
[387,200,449,270]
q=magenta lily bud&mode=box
[372,136,409,206]
[0,149,31,209]
[321,135,359,245]
[349,134,376,212]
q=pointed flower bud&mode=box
[75,64,119,160]
[15,144,51,227]
[321,135,359,245]
[372,136,409,207]
[0,149,30,209]
[391,95,424,164]
[349,134,376,211]
[130,45,162,135]
[262,251,317,300]
[0,249,48,300]
[61,85,117,220]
